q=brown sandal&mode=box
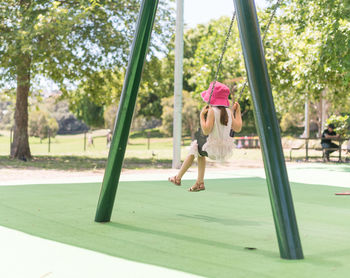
[168,176,181,186]
[188,182,205,192]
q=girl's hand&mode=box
[233,102,240,111]
[200,105,209,116]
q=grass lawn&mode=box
[0,129,265,170]
[0,130,179,157]
[0,178,350,277]
[0,130,190,169]
[0,130,193,158]
[1,130,348,171]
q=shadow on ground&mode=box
[0,155,172,170]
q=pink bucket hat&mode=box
[201,81,230,107]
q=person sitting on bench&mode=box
[321,123,339,161]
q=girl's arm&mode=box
[231,102,242,132]
[200,106,215,135]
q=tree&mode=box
[29,110,58,140]
[70,52,175,122]
[182,91,200,139]
[184,17,246,102]
[264,0,350,121]
[160,91,200,139]
[326,115,349,137]
[0,0,174,160]
[103,103,118,132]
[75,96,105,128]
[0,93,15,130]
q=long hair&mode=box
[217,106,228,126]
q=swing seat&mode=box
[194,128,208,157]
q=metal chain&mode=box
[236,0,282,102]
[208,11,236,105]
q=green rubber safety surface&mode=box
[0,178,350,278]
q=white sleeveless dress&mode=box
[188,107,236,161]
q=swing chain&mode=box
[236,0,282,101]
[198,0,282,140]
[208,11,236,105]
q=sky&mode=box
[184,0,268,28]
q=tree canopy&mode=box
[1,0,348,154]
[264,0,350,113]
[0,0,174,159]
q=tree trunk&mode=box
[318,88,328,138]
[11,54,32,161]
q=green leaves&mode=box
[29,110,59,139]
[182,16,246,106]
[326,115,350,136]
[264,0,350,113]
[0,0,174,89]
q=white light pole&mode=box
[303,95,310,138]
[320,88,327,136]
[172,0,184,169]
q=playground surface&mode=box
[1,163,350,278]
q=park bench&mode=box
[313,147,340,162]
[289,142,305,161]
[289,143,341,162]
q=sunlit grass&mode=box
[0,131,191,159]
[1,129,347,171]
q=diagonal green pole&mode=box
[233,0,303,259]
[95,0,159,223]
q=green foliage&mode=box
[0,93,14,129]
[265,0,350,114]
[103,104,118,132]
[75,97,104,128]
[184,17,246,103]
[160,91,200,138]
[29,110,58,139]
[54,1,175,120]
[0,0,174,88]
[0,0,174,158]
[279,112,304,137]
[326,115,350,136]
[34,95,88,135]
[280,112,294,132]
[160,96,174,137]
[138,57,173,119]
[182,91,200,138]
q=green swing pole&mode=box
[233,0,303,259]
[95,0,159,223]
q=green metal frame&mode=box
[95,0,159,222]
[95,0,303,260]
[233,0,303,259]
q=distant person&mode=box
[106,131,112,148]
[88,133,94,148]
[321,123,339,161]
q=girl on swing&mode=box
[168,81,242,191]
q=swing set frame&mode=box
[94,0,304,260]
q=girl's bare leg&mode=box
[197,156,206,183]
[176,154,195,180]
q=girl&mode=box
[168,81,242,191]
